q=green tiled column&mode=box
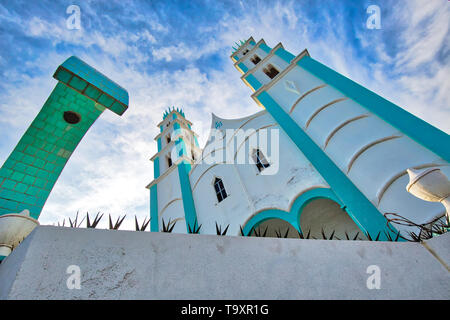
[0,56,129,219]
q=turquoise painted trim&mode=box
[174,122,180,130]
[274,47,295,64]
[150,185,158,232]
[243,188,342,236]
[0,255,7,261]
[160,125,164,133]
[157,138,162,152]
[297,56,450,162]
[233,55,239,61]
[175,138,187,157]
[260,43,271,54]
[256,91,401,240]
[177,160,198,233]
[194,135,199,147]
[245,74,262,91]
[173,113,177,120]
[153,157,160,179]
[238,62,248,73]
[250,40,256,45]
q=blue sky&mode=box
[0,0,448,229]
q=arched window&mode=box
[252,149,270,172]
[167,156,172,168]
[242,49,249,56]
[214,177,227,203]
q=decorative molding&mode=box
[305,97,348,129]
[324,114,370,148]
[347,135,402,173]
[158,198,182,218]
[289,84,327,114]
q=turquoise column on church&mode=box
[0,56,128,219]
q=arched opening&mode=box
[249,218,298,238]
[299,198,367,240]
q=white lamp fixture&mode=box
[406,167,450,221]
[0,209,39,261]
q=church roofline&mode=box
[233,38,267,66]
[229,37,255,59]
[157,110,193,128]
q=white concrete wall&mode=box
[1,226,448,299]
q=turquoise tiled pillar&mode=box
[0,56,129,219]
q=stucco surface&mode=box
[0,226,449,299]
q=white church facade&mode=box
[146,37,450,241]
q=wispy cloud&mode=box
[0,0,448,229]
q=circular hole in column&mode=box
[63,111,81,124]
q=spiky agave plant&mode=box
[297,229,312,239]
[68,211,85,228]
[320,228,336,240]
[86,212,103,228]
[252,225,269,237]
[239,225,253,237]
[135,216,150,231]
[109,214,126,230]
[215,222,230,236]
[188,219,202,234]
[161,218,177,233]
[275,228,290,238]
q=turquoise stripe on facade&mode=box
[256,91,401,240]
[157,138,162,152]
[245,74,262,91]
[177,161,198,233]
[297,56,450,162]
[150,184,158,232]
[194,135,199,147]
[274,47,296,63]
[259,43,271,54]
[238,62,248,73]
[153,157,160,179]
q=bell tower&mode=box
[146,107,201,233]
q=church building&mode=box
[146,37,450,240]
